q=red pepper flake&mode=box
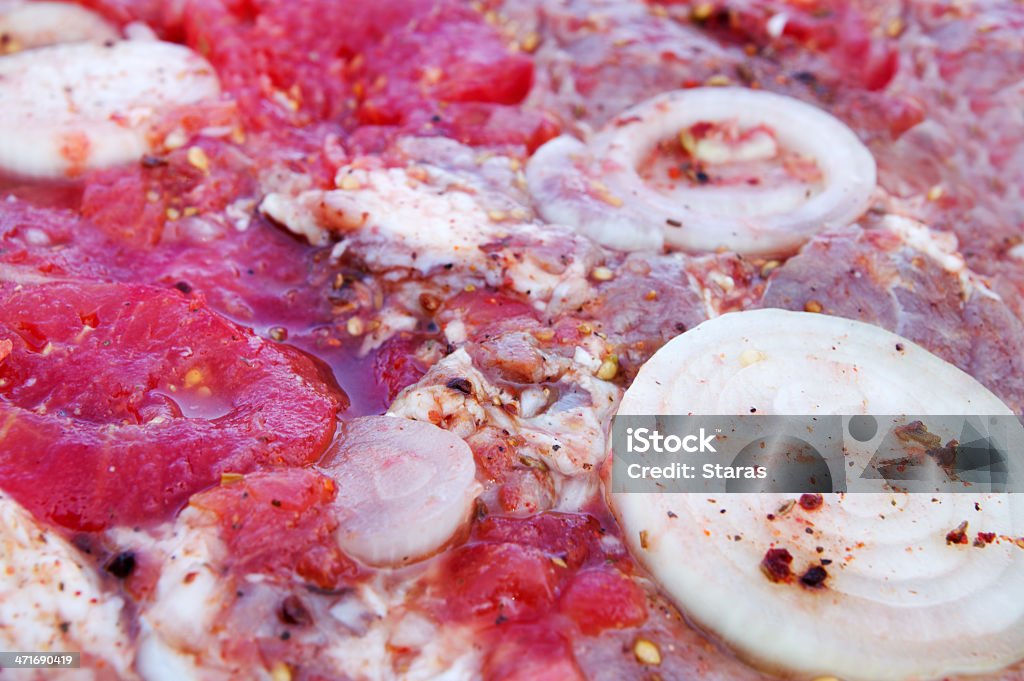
[974,532,996,548]
[799,565,829,589]
[894,420,942,449]
[760,548,793,583]
[614,115,644,127]
[419,292,441,312]
[945,520,969,545]
[798,493,823,511]
[690,121,714,138]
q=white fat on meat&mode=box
[526,87,876,255]
[0,1,118,50]
[127,513,342,681]
[609,309,1024,681]
[881,213,1001,300]
[0,40,220,178]
[0,495,136,681]
[124,513,480,681]
[324,597,481,681]
[262,166,495,266]
[320,415,482,567]
[127,516,236,681]
[388,346,620,509]
[260,157,598,307]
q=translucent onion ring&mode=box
[610,309,1024,681]
[527,88,877,255]
[319,416,482,567]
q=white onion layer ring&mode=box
[527,134,664,252]
[0,41,220,178]
[611,309,1024,681]
[527,88,876,255]
[320,416,482,567]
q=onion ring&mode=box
[610,309,1024,681]
[527,88,876,255]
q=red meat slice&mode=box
[482,623,585,681]
[176,0,542,142]
[373,333,433,403]
[437,289,540,341]
[189,468,358,590]
[0,281,345,530]
[1,200,128,282]
[558,568,648,635]
[436,542,559,624]
[474,512,605,572]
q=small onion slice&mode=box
[0,40,220,178]
[319,416,482,567]
[610,309,1024,681]
[527,135,664,252]
[527,88,876,255]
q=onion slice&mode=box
[527,88,876,255]
[610,309,1024,681]
[527,135,664,252]
[320,416,482,567]
[0,41,220,178]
